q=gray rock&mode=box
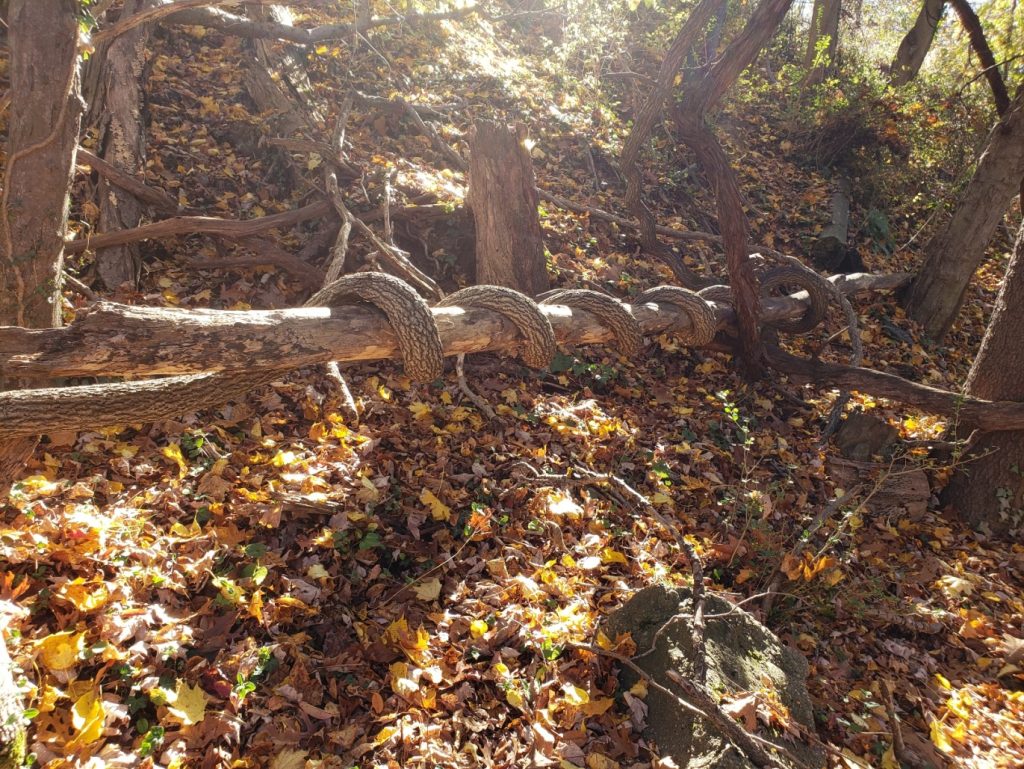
[603,585,825,769]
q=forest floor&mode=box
[1,6,1023,769]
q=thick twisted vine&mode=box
[697,284,735,304]
[757,257,831,334]
[437,285,556,368]
[538,289,644,356]
[308,272,444,381]
[635,285,718,347]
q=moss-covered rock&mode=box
[604,585,825,769]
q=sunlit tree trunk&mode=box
[804,0,841,84]
[903,89,1024,340]
[889,0,945,86]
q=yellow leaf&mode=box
[581,697,615,716]
[413,577,442,601]
[601,548,628,566]
[162,443,188,477]
[506,687,526,710]
[166,680,208,726]
[270,748,308,769]
[170,519,202,538]
[408,401,433,420]
[68,688,105,747]
[374,725,398,745]
[649,492,673,506]
[881,745,899,769]
[420,489,451,522]
[307,564,330,580]
[56,578,110,612]
[390,661,419,699]
[934,673,951,690]
[470,619,489,638]
[586,754,619,769]
[561,683,589,706]
[930,718,953,753]
[36,630,86,671]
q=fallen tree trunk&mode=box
[1,272,910,380]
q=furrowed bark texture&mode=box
[91,0,153,289]
[618,0,725,285]
[0,273,911,440]
[468,121,548,295]
[672,0,796,375]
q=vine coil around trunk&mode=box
[308,272,445,381]
[538,288,644,356]
[437,285,557,368]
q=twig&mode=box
[61,271,98,302]
[90,0,251,46]
[876,684,917,765]
[761,485,864,617]
[455,354,495,419]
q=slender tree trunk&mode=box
[804,0,841,84]
[673,0,796,376]
[0,3,81,762]
[943,221,1024,538]
[903,89,1024,340]
[468,121,548,295]
[889,0,945,85]
[948,0,1010,115]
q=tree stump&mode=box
[467,120,548,295]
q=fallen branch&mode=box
[64,199,333,254]
[76,148,181,215]
[766,346,1024,432]
[3,272,908,381]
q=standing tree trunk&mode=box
[903,89,1024,340]
[889,0,945,86]
[468,121,548,295]
[804,0,842,85]
[943,221,1024,537]
[85,0,153,290]
[673,0,796,376]
[947,0,1011,116]
[0,2,82,762]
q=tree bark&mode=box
[903,88,1024,340]
[89,0,153,289]
[468,121,548,295]
[889,0,945,86]
[942,221,1024,537]
[804,0,841,84]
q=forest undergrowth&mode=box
[1,4,1022,768]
